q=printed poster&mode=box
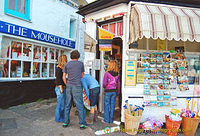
[125,60,137,86]
[98,27,113,51]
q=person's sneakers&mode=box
[80,125,87,130]
[62,123,69,128]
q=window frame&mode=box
[4,0,31,21]
[0,39,66,80]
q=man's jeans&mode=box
[55,87,66,122]
[104,92,116,123]
[64,85,87,125]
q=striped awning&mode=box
[129,4,200,43]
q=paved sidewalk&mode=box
[0,98,199,136]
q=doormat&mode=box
[0,118,17,130]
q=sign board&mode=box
[125,60,137,86]
[93,59,101,70]
[0,20,75,48]
[98,27,113,51]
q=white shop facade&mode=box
[79,0,200,123]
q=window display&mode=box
[23,43,32,60]
[11,60,21,77]
[33,62,40,78]
[11,41,22,59]
[0,38,10,58]
[49,63,54,77]
[55,49,59,63]
[23,62,31,77]
[49,48,54,62]
[42,63,47,77]
[33,45,41,61]
[0,39,67,79]
[42,47,48,62]
[0,60,9,77]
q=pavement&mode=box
[0,98,199,136]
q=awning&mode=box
[129,4,200,43]
[84,32,97,52]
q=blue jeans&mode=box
[89,87,100,108]
[55,87,66,122]
[64,85,87,125]
[104,92,117,123]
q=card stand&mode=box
[143,52,173,107]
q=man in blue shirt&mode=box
[81,74,100,124]
[62,50,87,129]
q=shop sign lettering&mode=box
[0,20,75,49]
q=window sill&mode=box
[5,13,32,23]
[0,77,56,82]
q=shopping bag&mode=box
[83,89,90,110]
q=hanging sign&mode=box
[0,20,75,48]
[98,27,113,51]
[125,60,137,86]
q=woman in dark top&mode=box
[55,55,67,122]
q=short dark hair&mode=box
[70,50,80,59]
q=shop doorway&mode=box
[99,37,123,122]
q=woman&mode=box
[55,55,67,122]
[103,60,120,123]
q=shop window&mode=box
[55,49,59,63]
[11,41,22,59]
[0,60,9,77]
[33,45,41,61]
[69,18,76,39]
[49,63,54,77]
[23,43,32,60]
[110,23,116,34]
[0,39,67,79]
[61,50,64,55]
[42,63,47,77]
[49,48,54,62]
[0,38,10,58]
[148,38,157,50]
[22,61,30,77]
[185,41,200,52]
[116,21,123,36]
[102,25,108,30]
[33,62,40,78]
[4,0,30,20]
[42,47,48,62]
[135,38,147,50]
[10,60,21,77]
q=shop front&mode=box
[78,0,200,124]
[0,21,75,108]
[123,2,200,122]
